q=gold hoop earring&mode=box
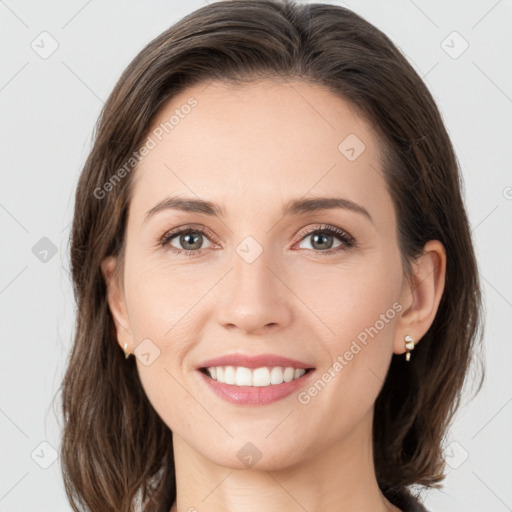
[404,335,415,362]
[123,343,131,359]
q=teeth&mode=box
[224,366,236,385]
[204,366,307,386]
[236,367,253,386]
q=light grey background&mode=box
[1,1,511,510]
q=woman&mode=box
[60,1,483,511]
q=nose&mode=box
[214,242,293,335]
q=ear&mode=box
[394,240,447,355]
[101,255,133,352]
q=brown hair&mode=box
[59,1,483,510]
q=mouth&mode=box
[196,364,316,406]
[198,365,315,387]
[195,353,316,405]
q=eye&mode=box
[158,223,357,257]
[159,225,215,256]
[295,224,356,255]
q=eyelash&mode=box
[158,224,357,257]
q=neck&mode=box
[168,409,400,512]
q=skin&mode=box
[102,79,446,512]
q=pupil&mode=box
[312,233,332,250]
[182,232,201,250]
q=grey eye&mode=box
[169,231,212,251]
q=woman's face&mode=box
[104,79,414,470]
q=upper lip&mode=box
[197,353,315,370]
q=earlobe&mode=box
[394,240,447,355]
[101,256,132,350]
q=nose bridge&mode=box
[214,233,292,333]
[233,235,273,295]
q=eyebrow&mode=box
[144,195,373,224]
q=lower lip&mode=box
[197,369,315,406]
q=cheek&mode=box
[290,252,402,400]
[122,255,221,423]
[290,250,402,342]
[122,266,205,432]
[123,252,215,340]
[291,265,401,442]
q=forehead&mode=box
[129,79,391,226]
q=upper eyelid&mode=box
[160,224,218,244]
[295,224,353,241]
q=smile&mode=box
[200,365,312,387]
[197,366,316,406]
